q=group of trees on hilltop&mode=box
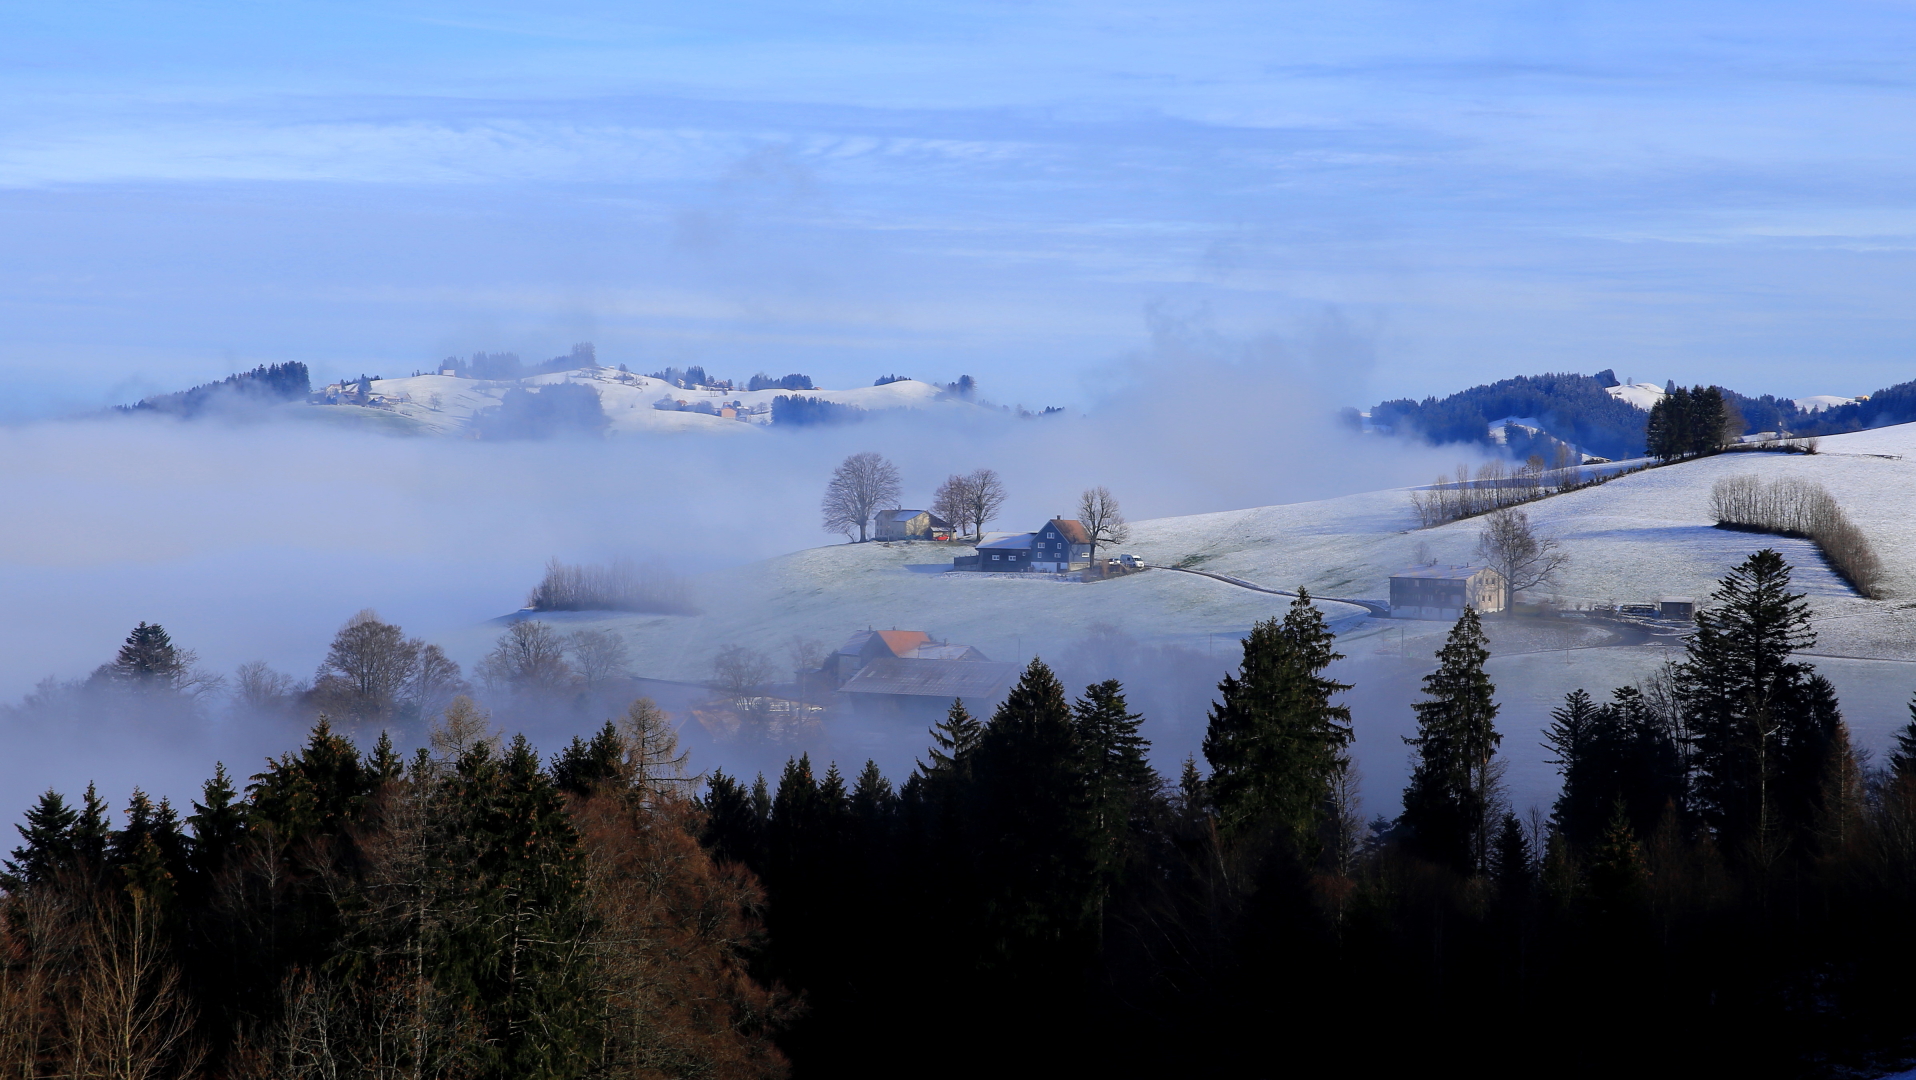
[124,362,311,418]
[13,549,1916,1073]
[1645,383,1741,460]
[932,468,1007,539]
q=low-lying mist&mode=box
[0,332,1466,826]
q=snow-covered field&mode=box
[438,420,1916,815]
[345,369,981,436]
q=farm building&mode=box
[951,518,1094,572]
[1659,597,1696,622]
[803,628,1017,721]
[1388,564,1507,619]
[954,532,1037,570]
[875,509,955,541]
[1030,518,1093,572]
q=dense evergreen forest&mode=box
[8,550,1916,1077]
[1371,371,1916,461]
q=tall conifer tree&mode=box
[1202,590,1353,850]
[1400,608,1501,874]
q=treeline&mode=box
[15,551,1916,1075]
[770,395,864,427]
[526,558,698,615]
[1371,372,1651,460]
[1408,452,1587,527]
[1711,474,1884,598]
[748,373,813,391]
[0,702,786,1079]
[124,363,311,418]
[695,554,1916,1074]
[475,383,610,440]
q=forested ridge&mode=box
[1371,370,1916,460]
[9,552,1916,1077]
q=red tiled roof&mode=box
[1049,519,1091,544]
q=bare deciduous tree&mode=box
[1077,485,1130,563]
[932,473,972,537]
[314,610,422,724]
[710,645,775,699]
[1475,507,1569,613]
[409,643,469,721]
[233,661,303,714]
[962,468,1007,539]
[786,635,826,674]
[476,620,573,694]
[429,695,500,763]
[821,451,901,542]
[567,629,631,687]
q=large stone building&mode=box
[1388,564,1507,619]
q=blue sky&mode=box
[4,0,1916,414]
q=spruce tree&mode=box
[187,763,248,881]
[971,659,1099,975]
[1399,608,1501,875]
[2,789,78,890]
[1492,812,1534,900]
[1072,679,1157,923]
[367,730,406,783]
[697,769,764,869]
[1202,590,1353,850]
[1889,691,1916,784]
[107,621,188,686]
[439,735,594,1080]
[921,698,984,781]
[1544,689,1604,844]
[1675,549,1818,854]
[550,721,627,795]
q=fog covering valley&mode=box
[9,347,1916,840]
[0,328,1459,825]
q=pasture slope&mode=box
[444,420,1916,815]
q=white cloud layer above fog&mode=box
[4,0,1916,418]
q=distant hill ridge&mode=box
[122,362,311,418]
[1369,369,1916,460]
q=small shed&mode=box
[1388,564,1507,619]
[1658,597,1696,622]
[876,509,955,541]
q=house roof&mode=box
[1391,564,1498,581]
[1047,519,1091,544]
[977,532,1036,551]
[907,643,990,662]
[835,629,932,658]
[837,657,1019,699]
[879,509,926,522]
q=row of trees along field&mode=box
[12,549,1916,1075]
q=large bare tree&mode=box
[821,451,902,542]
[1475,507,1568,613]
[1077,486,1131,564]
[932,473,973,537]
[314,609,422,724]
[962,468,1007,539]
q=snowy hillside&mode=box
[1605,382,1667,410]
[445,420,1916,814]
[325,369,980,436]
